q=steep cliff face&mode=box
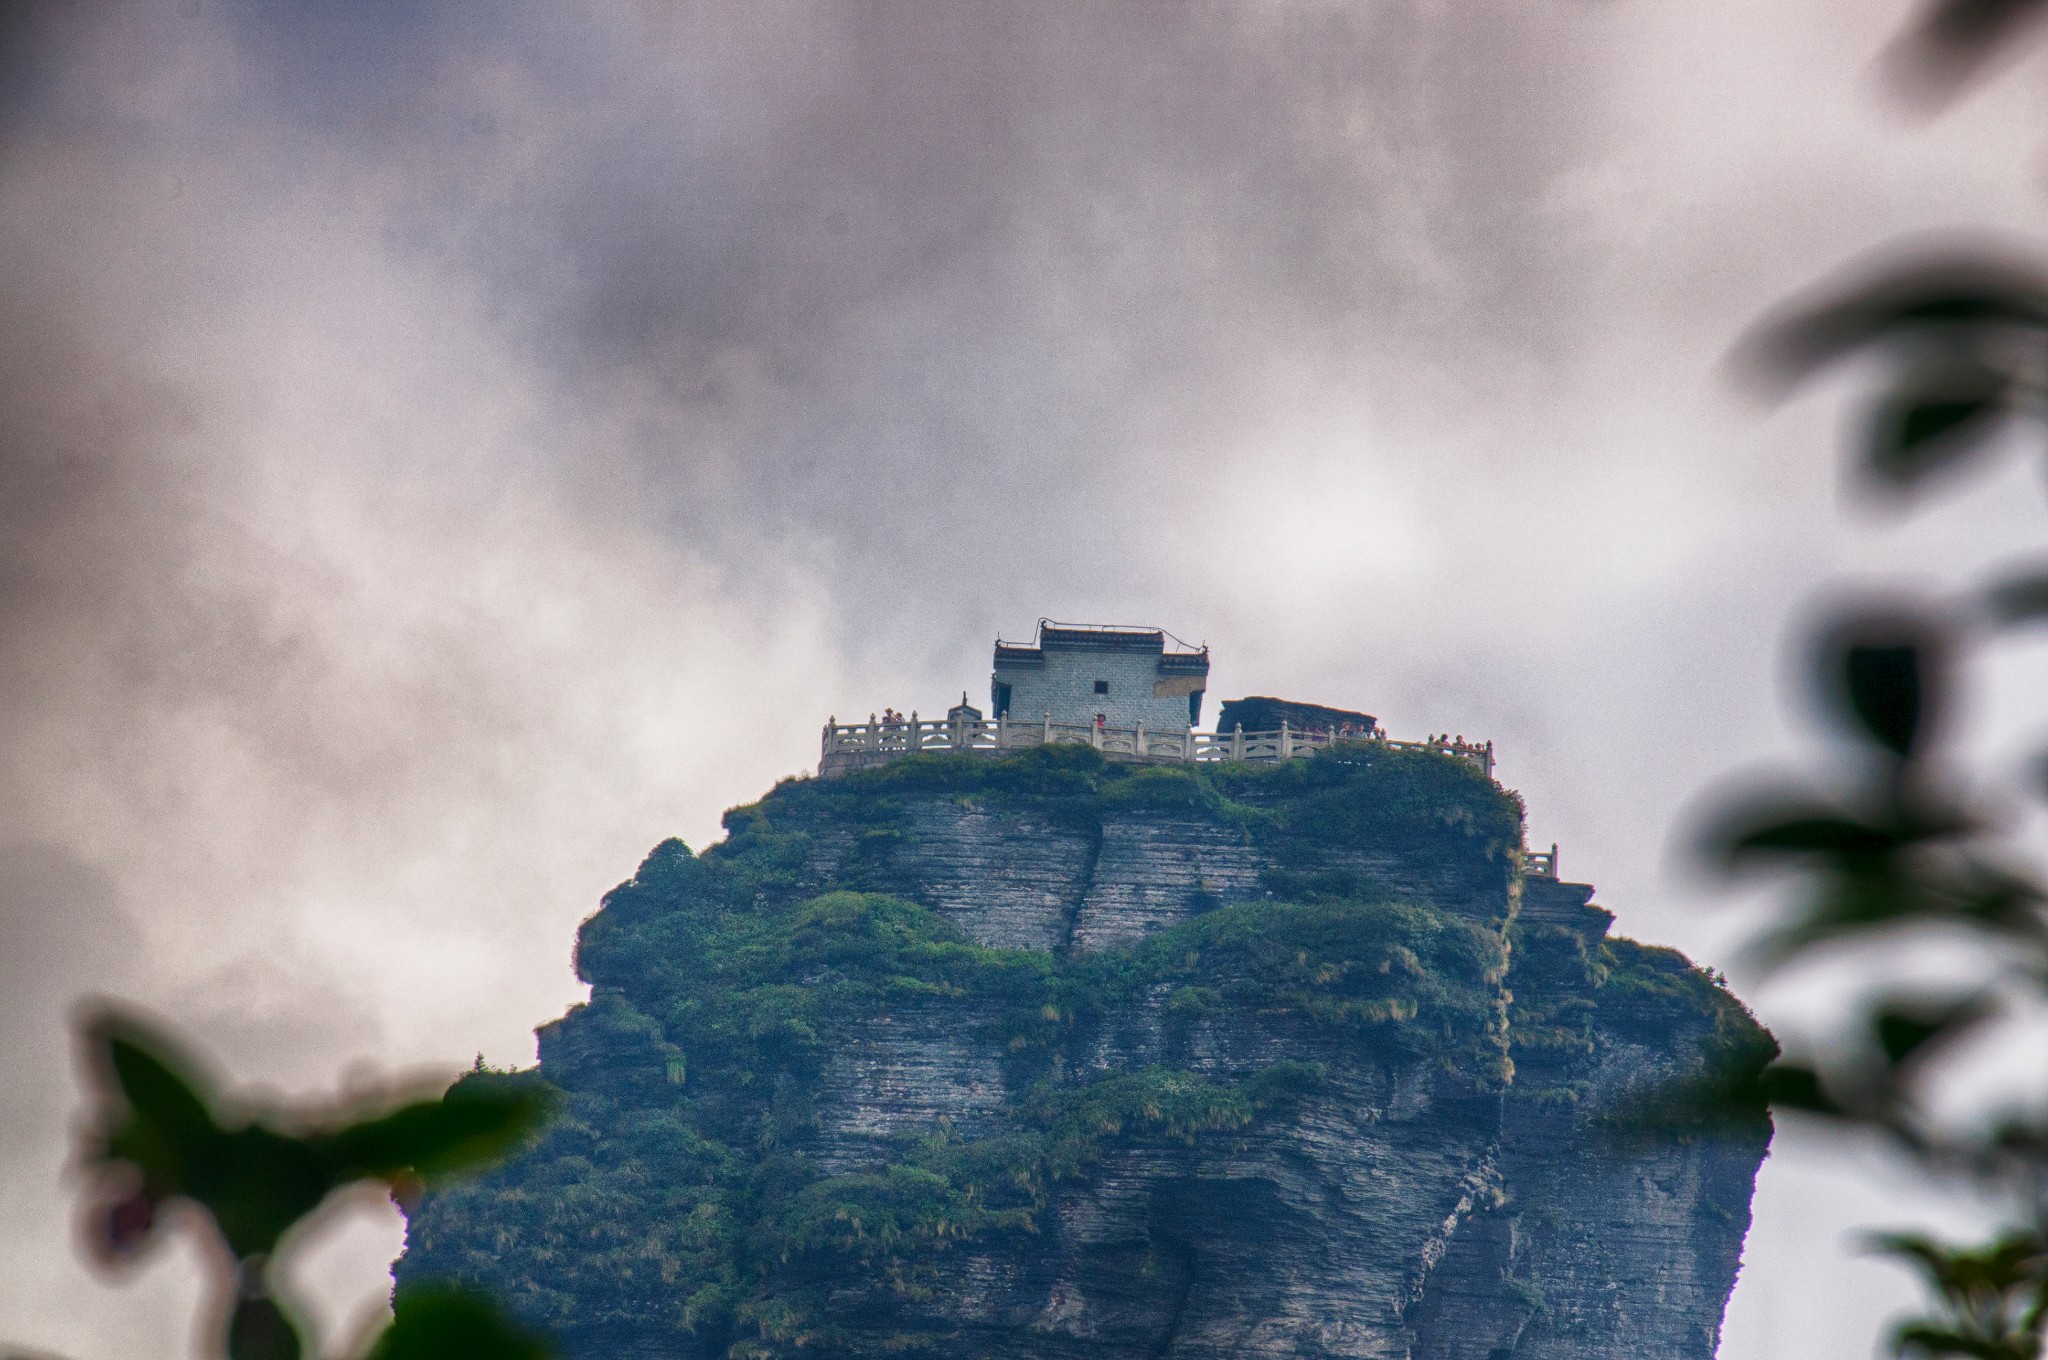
[397,745,1771,1360]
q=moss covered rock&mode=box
[397,746,1769,1360]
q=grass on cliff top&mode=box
[709,740,1525,895]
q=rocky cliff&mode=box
[396,744,1772,1360]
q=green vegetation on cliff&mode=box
[1505,915,1777,1118]
[398,745,1766,1359]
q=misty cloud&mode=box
[54,0,1639,650]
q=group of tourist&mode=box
[1289,720,1378,741]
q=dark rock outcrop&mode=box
[398,745,1771,1360]
[1215,697,1379,736]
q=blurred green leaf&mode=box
[1756,1062,1850,1117]
[1845,641,1929,758]
[94,1022,220,1193]
[1941,868,2048,937]
[87,1015,340,1259]
[1873,1232,2048,1359]
[366,1286,553,1360]
[1739,258,2048,389]
[1980,569,2048,625]
[74,1007,556,1360]
[1752,856,2048,970]
[1915,0,2048,68]
[1869,367,2010,489]
[1873,998,1993,1070]
[83,1009,556,1264]
[323,1083,551,1185]
[1887,0,2048,108]
[226,1296,302,1360]
[1892,1322,2031,1360]
[1726,813,1899,860]
[1877,1230,2045,1290]
[201,1127,340,1261]
[1981,1111,2048,1167]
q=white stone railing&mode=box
[819,712,1496,778]
[1523,844,1559,880]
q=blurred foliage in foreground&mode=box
[1670,0,2048,1354]
[1705,171,2048,1360]
[3,1009,555,1360]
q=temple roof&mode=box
[994,620,1208,670]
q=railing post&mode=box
[1043,712,1052,746]
[1184,728,1195,761]
[1551,842,1559,880]
[868,714,879,751]
[1232,723,1244,761]
[997,712,1008,748]
[1090,720,1102,750]
[910,711,920,753]
[1135,720,1146,758]
[1279,720,1291,760]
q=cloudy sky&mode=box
[5,1,2048,1356]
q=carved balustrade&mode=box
[809,716,1574,881]
[820,714,1495,778]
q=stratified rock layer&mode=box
[397,745,1771,1360]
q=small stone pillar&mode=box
[947,693,983,751]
